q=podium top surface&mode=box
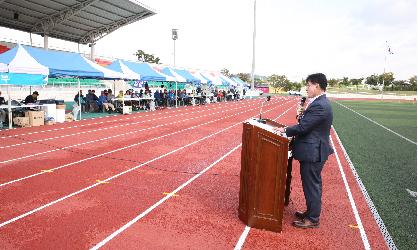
[246,118,288,138]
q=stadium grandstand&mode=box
[0,0,156,100]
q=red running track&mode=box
[0,96,388,249]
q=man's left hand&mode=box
[273,127,286,133]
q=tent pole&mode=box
[122,80,125,112]
[78,78,81,121]
[7,85,12,129]
[175,81,178,108]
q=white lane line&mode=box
[234,226,251,250]
[0,100,295,228]
[91,103,296,249]
[0,99,292,188]
[335,101,416,145]
[0,98,277,164]
[0,114,249,229]
[406,189,417,199]
[333,127,398,250]
[0,97,256,139]
[329,132,371,250]
[0,99,257,148]
[91,144,243,250]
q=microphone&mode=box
[257,96,271,123]
[300,96,306,105]
[296,97,306,122]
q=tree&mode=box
[236,73,251,83]
[134,49,161,64]
[378,72,394,87]
[409,75,417,91]
[365,74,379,86]
[350,78,363,92]
[392,80,406,91]
[341,77,350,87]
[328,78,339,88]
[268,74,291,90]
[221,68,231,77]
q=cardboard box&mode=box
[56,104,66,109]
[123,106,132,114]
[24,111,44,126]
[13,117,30,127]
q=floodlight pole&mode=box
[250,0,257,90]
[78,78,82,121]
[172,29,178,108]
[381,54,386,99]
[7,85,12,129]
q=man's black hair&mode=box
[306,73,327,90]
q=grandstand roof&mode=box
[0,0,155,44]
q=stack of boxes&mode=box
[24,111,45,126]
[12,117,30,127]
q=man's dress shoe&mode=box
[294,211,306,220]
[292,219,320,229]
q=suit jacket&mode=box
[285,94,333,163]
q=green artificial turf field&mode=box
[332,100,417,250]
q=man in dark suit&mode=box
[276,73,333,229]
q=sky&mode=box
[0,0,416,81]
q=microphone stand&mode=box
[257,96,271,123]
[284,97,306,206]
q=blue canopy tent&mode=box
[22,45,126,120]
[195,72,212,85]
[24,45,105,79]
[232,77,249,88]
[115,60,167,81]
[0,44,49,128]
[220,75,237,87]
[171,68,201,86]
[106,60,140,80]
[0,44,48,85]
[161,67,186,82]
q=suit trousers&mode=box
[299,160,326,223]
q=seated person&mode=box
[85,89,99,112]
[168,90,175,107]
[116,90,124,99]
[0,91,6,128]
[154,90,161,106]
[24,91,39,104]
[99,91,115,113]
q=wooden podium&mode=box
[238,118,290,232]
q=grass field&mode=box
[331,100,417,250]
